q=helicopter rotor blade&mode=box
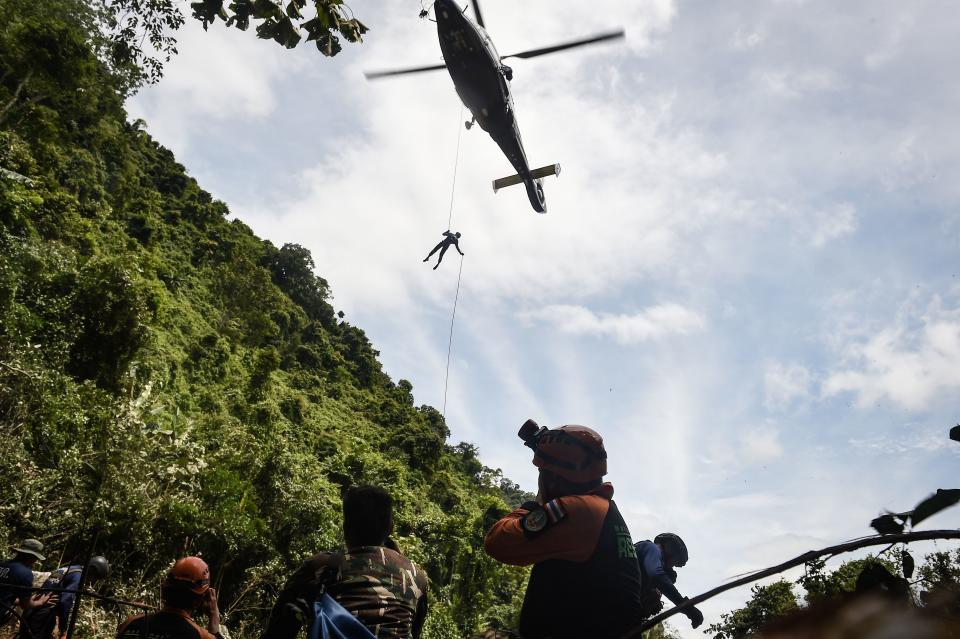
[363,62,448,80]
[472,0,485,28]
[500,30,625,61]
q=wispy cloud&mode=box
[764,361,813,410]
[519,303,706,344]
[808,202,858,247]
[824,296,960,410]
[741,426,784,464]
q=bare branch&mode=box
[0,68,33,125]
[621,528,960,639]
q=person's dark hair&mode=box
[343,485,393,548]
[161,581,203,611]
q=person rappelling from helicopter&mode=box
[423,230,463,269]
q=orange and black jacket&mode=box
[484,483,645,639]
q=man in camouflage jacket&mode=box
[262,486,428,639]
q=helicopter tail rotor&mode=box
[492,163,560,192]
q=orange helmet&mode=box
[531,424,607,483]
[163,556,210,595]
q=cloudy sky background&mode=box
[129,0,960,634]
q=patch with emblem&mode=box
[522,509,548,533]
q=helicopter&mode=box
[364,0,624,213]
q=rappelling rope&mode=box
[446,104,465,231]
[441,104,467,418]
[442,255,464,418]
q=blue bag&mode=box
[307,591,377,639]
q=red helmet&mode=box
[163,556,210,595]
[532,425,607,483]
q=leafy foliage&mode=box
[796,556,895,605]
[707,580,799,639]
[709,552,960,638]
[870,426,960,535]
[190,0,368,57]
[0,4,522,637]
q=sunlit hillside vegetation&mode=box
[0,1,530,636]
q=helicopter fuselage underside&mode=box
[433,0,547,212]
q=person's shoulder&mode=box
[11,561,34,584]
[295,551,339,579]
[383,549,428,587]
[556,493,612,520]
[116,613,148,636]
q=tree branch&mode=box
[0,360,35,377]
[0,68,33,125]
[621,529,960,638]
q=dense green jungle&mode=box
[0,1,531,637]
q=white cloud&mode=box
[519,303,705,344]
[754,68,841,99]
[824,296,960,410]
[809,202,858,247]
[764,361,813,409]
[127,20,301,153]
[731,27,766,50]
[741,426,784,464]
[849,430,957,455]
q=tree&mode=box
[262,242,335,326]
[797,556,896,605]
[190,0,368,55]
[0,0,102,126]
[96,0,367,89]
[707,580,799,639]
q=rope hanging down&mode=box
[441,105,466,418]
[442,255,464,418]
[446,105,465,231]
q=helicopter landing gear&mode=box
[465,114,476,130]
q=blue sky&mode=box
[129,0,960,634]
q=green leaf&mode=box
[870,513,905,535]
[252,0,283,19]
[302,16,322,41]
[227,0,254,30]
[285,0,305,19]
[315,32,341,56]
[190,0,227,28]
[273,16,301,47]
[338,18,366,43]
[910,489,960,527]
[255,17,300,47]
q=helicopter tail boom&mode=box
[492,163,561,192]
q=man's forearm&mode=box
[654,577,685,606]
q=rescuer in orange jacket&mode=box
[484,420,645,639]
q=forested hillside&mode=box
[0,1,528,636]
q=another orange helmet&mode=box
[530,424,607,483]
[163,556,210,595]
